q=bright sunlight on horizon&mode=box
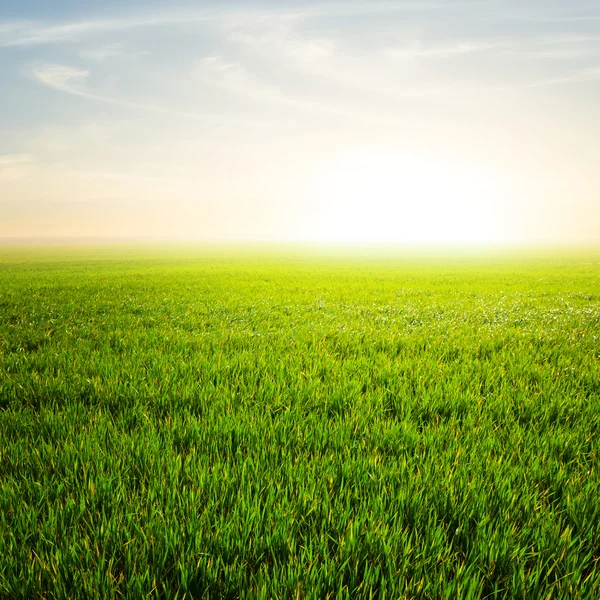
[1,0,600,244]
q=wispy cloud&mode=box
[384,41,507,60]
[196,56,288,105]
[499,12,600,24]
[195,55,410,125]
[226,17,472,99]
[503,34,600,59]
[0,2,454,48]
[79,42,152,62]
[17,0,600,131]
[28,62,272,127]
[528,66,600,87]
[1,18,126,47]
[30,63,89,94]
[0,12,222,47]
[80,42,124,61]
[225,13,336,65]
[462,64,600,93]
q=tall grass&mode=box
[1,246,599,598]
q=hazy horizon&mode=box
[2,0,600,244]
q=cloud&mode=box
[28,62,272,127]
[12,3,600,131]
[80,42,124,61]
[230,29,336,64]
[225,17,457,99]
[224,16,375,99]
[383,32,600,61]
[463,65,600,93]
[195,55,410,125]
[529,66,600,87]
[385,41,506,60]
[0,8,327,48]
[501,34,600,60]
[227,16,599,99]
[30,63,90,95]
[0,18,123,47]
[500,12,600,24]
[226,13,336,65]
[0,12,221,47]
[79,42,152,62]
[196,56,288,104]
[0,2,452,48]
[522,49,596,60]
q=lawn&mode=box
[1,245,599,598]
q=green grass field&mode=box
[1,245,599,599]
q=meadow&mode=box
[0,244,599,599]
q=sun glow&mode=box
[305,147,504,244]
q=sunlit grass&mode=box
[1,245,599,598]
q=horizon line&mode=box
[1,236,599,248]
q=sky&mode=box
[1,0,599,244]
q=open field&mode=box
[1,245,599,599]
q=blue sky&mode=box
[1,0,600,242]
